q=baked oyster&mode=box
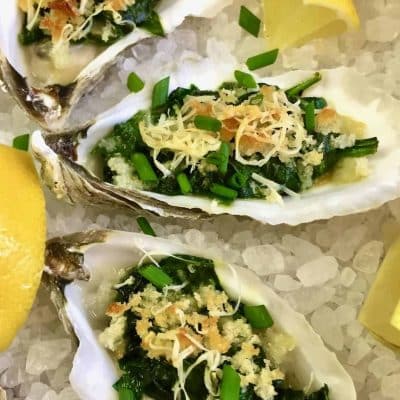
[0,0,232,132]
[32,68,400,225]
[45,229,356,399]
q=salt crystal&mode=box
[316,228,334,248]
[26,383,53,400]
[335,305,357,326]
[286,286,335,315]
[0,354,12,374]
[368,392,383,400]
[381,374,400,399]
[0,366,25,388]
[26,339,71,375]
[366,17,399,42]
[347,320,364,338]
[346,291,364,306]
[346,365,367,391]
[353,241,383,274]
[340,267,357,287]
[58,387,80,400]
[329,225,368,261]
[242,245,285,276]
[281,234,322,264]
[273,275,302,292]
[348,338,371,365]
[296,256,338,287]
[311,306,344,351]
[369,357,400,378]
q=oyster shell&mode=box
[32,68,400,225]
[45,229,356,400]
[0,0,232,132]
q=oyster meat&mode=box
[32,67,400,225]
[0,0,233,132]
[45,229,356,400]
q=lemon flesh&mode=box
[264,0,360,49]
[359,237,400,347]
[0,145,46,351]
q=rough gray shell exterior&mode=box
[34,133,208,220]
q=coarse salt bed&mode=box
[296,256,338,287]
[243,244,285,276]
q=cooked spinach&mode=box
[19,0,163,47]
[94,79,378,203]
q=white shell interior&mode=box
[0,0,233,82]
[62,230,355,400]
[67,67,400,225]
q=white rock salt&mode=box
[346,320,364,338]
[311,306,344,351]
[353,241,383,274]
[26,339,71,375]
[26,383,53,400]
[366,16,399,42]
[369,357,400,378]
[286,286,335,315]
[381,374,400,399]
[335,305,357,326]
[348,337,371,365]
[329,225,368,261]
[242,244,285,276]
[340,267,357,287]
[296,256,338,287]
[273,275,302,292]
[281,234,322,264]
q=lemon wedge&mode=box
[358,237,400,347]
[263,0,360,49]
[0,144,46,351]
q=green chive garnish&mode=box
[234,70,257,89]
[285,72,322,101]
[246,49,279,71]
[127,72,145,93]
[207,142,230,175]
[243,304,274,329]
[131,153,158,183]
[117,388,134,400]
[304,101,315,132]
[194,115,222,132]
[138,264,173,289]
[152,76,170,110]
[210,184,238,200]
[177,172,192,194]
[239,5,261,37]
[220,365,240,400]
[136,216,156,236]
[12,134,30,151]
[227,172,247,189]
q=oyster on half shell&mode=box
[32,67,400,225]
[0,0,232,132]
[45,229,356,400]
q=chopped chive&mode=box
[300,96,327,110]
[210,183,238,200]
[227,172,247,189]
[244,304,274,329]
[340,137,379,158]
[239,5,261,37]
[138,264,173,289]
[207,142,230,175]
[12,134,30,151]
[220,365,240,400]
[117,388,135,400]
[246,49,279,71]
[136,216,156,236]
[285,72,322,101]
[194,115,222,132]
[177,172,192,194]
[127,72,145,93]
[131,153,158,183]
[152,76,170,110]
[234,70,258,89]
[304,101,315,132]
